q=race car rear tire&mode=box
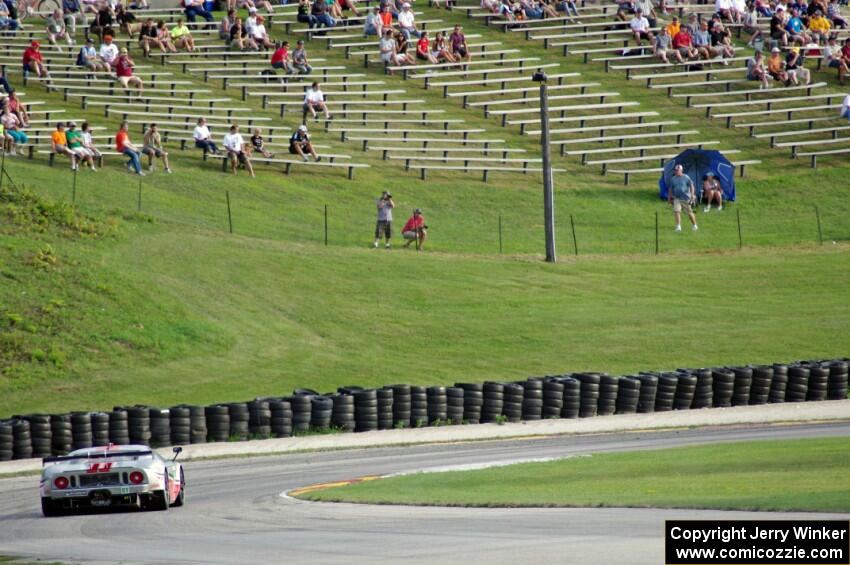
[172,470,185,507]
[149,477,171,511]
[41,497,61,517]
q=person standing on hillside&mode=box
[402,208,428,249]
[667,164,697,232]
[372,191,394,249]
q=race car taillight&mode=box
[129,471,144,485]
[53,476,69,489]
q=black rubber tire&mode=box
[171,469,185,507]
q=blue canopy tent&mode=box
[659,149,736,203]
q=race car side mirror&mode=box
[172,446,183,461]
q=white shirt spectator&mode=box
[99,42,119,63]
[223,132,245,153]
[251,23,267,39]
[398,10,415,29]
[715,0,732,10]
[304,88,324,104]
[841,94,850,119]
[245,15,257,35]
[193,124,211,141]
[635,0,652,14]
[629,15,649,31]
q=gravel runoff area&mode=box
[2,399,847,476]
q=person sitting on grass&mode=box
[250,128,273,158]
[289,124,321,162]
[116,121,144,175]
[271,41,294,73]
[1,108,28,156]
[171,18,196,52]
[142,123,172,173]
[193,117,219,155]
[66,121,96,171]
[51,122,78,170]
[23,41,51,82]
[223,124,255,178]
[99,35,120,71]
[401,208,428,249]
[115,48,144,97]
[46,9,74,51]
[304,82,331,121]
[746,50,771,88]
[702,172,723,212]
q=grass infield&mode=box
[301,436,850,512]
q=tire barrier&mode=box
[457,383,483,424]
[3,357,847,459]
[446,387,465,425]
[502,383,524,423]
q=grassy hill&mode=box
[1,6,849,416]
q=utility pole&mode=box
[534,72,556,263]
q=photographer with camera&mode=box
[373,191,395,249]
[402,208,428,250]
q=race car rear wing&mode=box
[42,450,154,466]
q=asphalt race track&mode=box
[1,422,848,564]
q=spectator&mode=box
[401,208,428,249]
[364,6,382,36]
[23,41,50,81]
[184,0,213,23]
[219,9,237,39]
[767,46,789,82]
[229,18,256,51]
[716,0,737,21]
[142,124,171,174]
[338,0,361,17]
[710,21,736,59]
[555,0,579,17]
[450,24,472,63]
[785,44,811,84]
[654,27,683,63]
[0,0,19,33]
[827,0,846,28]
[743,3,765,46]
[66,121,96,171]
[90,5,115,41]
[249,128,273,158]
[80,122,101,162]
[672,26,699,60]
[665,15,680,36]
[6,91,29,126]
[372,191,394,248]
[115,4,137,38]
[115,48,144,96]
[807,9,831,41]
[223,124,255,178]
[51,122,77,170]
[634,0,657,24]
[239,0,274,13]
[770,7,790,45]
[311,0,335,31]
[702,172,723,212]
[395,31,416,66]
[1,108,27,156]
[298,0,317,27]
[193,117,219,154]
[416,31,439,63]
[77,38,105,71]
[629,8,654,46]
[398,3,420,39]
[785,8,811,42]
[432,31,456,62]
[62,0,85,35]
[667,164,698,232]
[115,121,144,175]
[289,124,320,161]
[139,19,162,56]
[46,9,73,51]
[746,50,771,88]
[381,29,407,70]
[271,41,293,73]
[171,18,195,51]
[245,6,258,34]
[841,92,850,121]
[157,20,178,52]
[0,70,12,95]
[379,4,393,28]
[825,36,848,84]
[328,0,344,21]
[684,12,699,34]
[292,40,313,74]
[251,15,274,49]
[99,35,120,70]
[304,81,331,121]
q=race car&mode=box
[40,444,185,516]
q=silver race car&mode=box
[40,444,185,516]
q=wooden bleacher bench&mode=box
[470,91,620,117]
[673,82,826,107]
[347,136,505,151]
[519,112,662,135]
[396,162,564,181]
[551,129,698,156]
[649,78,746,97]
[607,159,761,185]
[753,124,850,148]
[428,70,576,97]
[447,81,601,108]
[562,140,721,165]
[796,146,850,168]
[333,127,486,142]
[630,65,743,87]
[694,92,841,119]
[587,148,739,175]
[776,135,850,158]
[367,145,527,160]
[712,102,844,128]
[491,101,640,127]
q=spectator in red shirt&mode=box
[672,27,699,60]
[401,208,428,249]
[23,41,50,80]
[271,41,294,74]
[115,121,144,175]
[115,48,144,96]
[416,31,439,63]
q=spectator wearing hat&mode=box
[271,41,294,73]
[46,8,73,50]
[250,14,274,49]
[292,40,313,74]
[825,36,848,84]
[171,18,196,51]
[667,164,698,232]
[99,35,120,71]
[184,0,213,22]
[398,3,420,39]
[223,124,255,178]
[23,41,50,81]
[709,22,736,59]
[142,123,172,173]
[746,50,771,88]
[807,9,831,42]
[51,122,78,170]
[373,191,394,248]
[401,208,428,249]
[115,48,144,96]
[66,121,96,171]
[289,124,320,162]
[77,37,107,71]
[245,6,259,35]
[702,172,723,212]
[767,46,789,82]
[785,43,811,85]
[193,117,219,155]
[304,82,331,121]
[116,121,144,175]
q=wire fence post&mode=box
[324,204,328,246]
[736,208,743,249]
[71,167,77,204]
[570,214,578,256]
[498,214,503,254]
[225,190,233,234]
[814,205,823,245]
[0,148,6,191]
[655,211,659,255]
[137,178,142,212]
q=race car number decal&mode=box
[86,462,114,473]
